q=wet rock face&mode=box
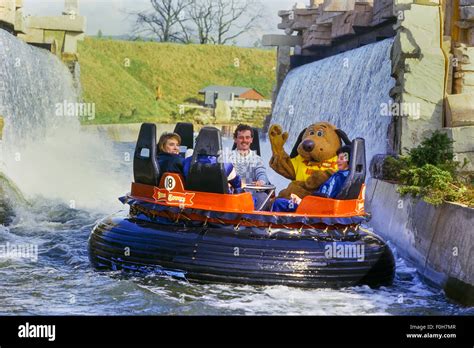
[0,193,14,226]
[368,154,405,181]
[369,154,391,180]
[0,174,23,226]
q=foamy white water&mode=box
[0,29,129,212]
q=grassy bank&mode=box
[77,38,276,125]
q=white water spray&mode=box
[0,29,129,212]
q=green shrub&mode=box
[383,155,410,181]
[382,131,473,207]
[398,164,467,206]
[407,131,460,175]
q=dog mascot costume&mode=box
[269,122,351,199]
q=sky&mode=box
[22,0,300,46]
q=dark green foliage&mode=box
[382,131,473,207]
[406,131,459,175]
[398,164,466,206]
[383,156,410,181]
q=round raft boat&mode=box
[88,123,395,288]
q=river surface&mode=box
[0,139,472,316]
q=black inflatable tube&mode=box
[88,212,395,288]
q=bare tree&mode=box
[132,0,264,45]
[211,0,263,45]
[131,0,190,43]
[176,14,195,44]
[187,0,214,44]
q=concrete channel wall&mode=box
[366,178,474,306]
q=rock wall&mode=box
[214,99,270,127]
[458,0,474,45]
[263,0,396,103]
[0,0,24,33]
[390,1,447,153]
[230,106,270,128]
[277,0,389,49]
[453,45,474,95]
[390,0,474,171]
[2,0,85,56]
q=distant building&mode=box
[199,85,265,108]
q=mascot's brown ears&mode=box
[335,129,352,146]
[290,128,352,158]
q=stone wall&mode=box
[277,0,382,48]
[215,99,270,127]
[274,0,395,56]
[390,1,447,153]
[453,45,474,95]
[169,100,269,128]
[17,7,86,56]
[0,0,24,33]
[458,0,474,45]
[228,99,272,109]
[1,0,85,56]
[230,106,271,128]
[390,0,474,171]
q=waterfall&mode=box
[272,38,395,166]
[0,31,77,145]
[0,29,129,212]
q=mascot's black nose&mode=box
[302,139,315,152]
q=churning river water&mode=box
[0,139,472,316]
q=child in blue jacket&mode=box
[272,145,351,212]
